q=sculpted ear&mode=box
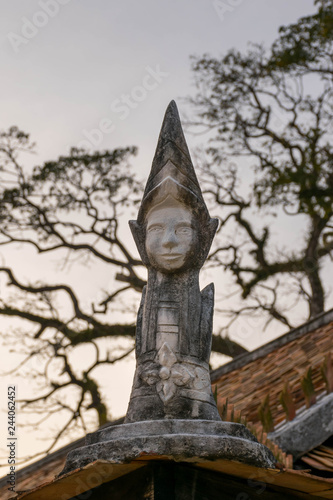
[129,220,149,266]
[198,217,218,266]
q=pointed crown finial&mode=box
[140,100,207,221]
[131,101,218,267]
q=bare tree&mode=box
[0,126,246,461]
[188,0,333,331]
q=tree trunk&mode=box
[307,265,325,318]
[305,218,326,318]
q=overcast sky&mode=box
[0,0,319,465]
[1,0,315,171]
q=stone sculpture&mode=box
[125,100,220,422]
[60,102,275,475]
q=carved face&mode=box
[145,201,197,272]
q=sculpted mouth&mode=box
[161,254,182,258]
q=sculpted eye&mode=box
[148,225,163,233]
[176,227,192,235]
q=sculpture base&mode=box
[125,390,221,422]
[60,420,275,475]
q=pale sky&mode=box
[1,0,316,169]
[0,0,321,468]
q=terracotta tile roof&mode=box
[1,311,333,498]
[302,444,333,473]
[211,310,333,430]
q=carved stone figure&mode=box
[60,102,276,475]
[125,100,220,422]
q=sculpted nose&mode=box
[162,229,177,249]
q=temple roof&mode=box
[1,311,333,498]
[211,309,333,429]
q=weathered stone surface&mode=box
[125,100,219,422]
[61,420,275,475]
[268,393,333,459]
[86,419,259,444]
[60,101,276,475]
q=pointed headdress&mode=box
[130,101,218,268]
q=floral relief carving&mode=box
[158,342,177,368]
[140,364,159,387]
[140,342,212,403]
[193,367,211,390]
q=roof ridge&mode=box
[210,308,333,382]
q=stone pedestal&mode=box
[60,101,275,482]
[61,420,275,476]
